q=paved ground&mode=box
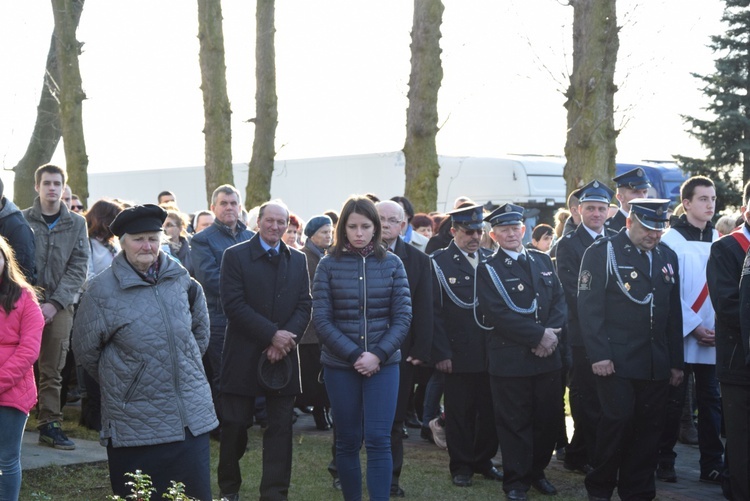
[22,413,725,500]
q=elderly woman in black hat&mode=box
[72,204,217,500]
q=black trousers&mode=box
[107,429,212,501]
[390,360,416,488]
[566,345,600,468]
[444,371,498,476]
[722,382,750,501]
[585,376,669,501]
[218,393,295,500]
[490,370,561,493]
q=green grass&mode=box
[21,411,588,500]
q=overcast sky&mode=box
[0,0,726,193]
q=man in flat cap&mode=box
[23,164,89,450]
[430,205,501,488]
[606,167,652,232]
[217,200,311,501]
[555,180,616,475]
[578,198,683,501]
[477,203,566,501]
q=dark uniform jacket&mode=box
[393,237,433,362]
[477,248,567,377]
[431,242,492,373]
[578,231,684,380]
[604,210,627,232]
[0,197,36,283]
[556,224,616,347]
[220,235,311,397]
[708,226,750,385]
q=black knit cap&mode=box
[109,204,167,237]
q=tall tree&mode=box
[246,0,278,210]
[12,0,84,208]
[51,0,89,202]
[403,0,444,213]
[198,0,233,207]
[563,0,619,194]
[676,0,749,211]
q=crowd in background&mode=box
[1,164,750,501]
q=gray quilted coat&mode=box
[313,250,412,369]
[73,251,217,447]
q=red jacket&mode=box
[0,289,44,413]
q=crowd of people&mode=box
[0,163,749,501]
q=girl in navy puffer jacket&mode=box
[313,196,412,501]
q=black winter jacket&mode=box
[313,249,412,370]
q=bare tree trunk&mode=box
[198,0,233,207]
[403,0,444,213]
[12,0,84,208]
[246,0,277,210]
[563,0,619,193]
[51,0,89,202]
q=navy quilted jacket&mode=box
[313,250,412,369]
[73,252,217,447]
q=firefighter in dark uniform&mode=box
[578,199,684,501]
[605,167,651,232]
[477,203,567,501]
[430,205,501,488]
[556,180,617,474]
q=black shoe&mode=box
[38,422,76,450]
[401,425,409,439]
[332,477,341,490]
[587,495,610,501]
[481,466,504,482]
[531,478,557,495]
[506,489,527,501]
[390,485,405,497]
[700,468,723,484]
[656,461,677,482]
[555,447,566,462]
[420,426,434,443]
[563,461,593,474]
[452,474,473,487]
[220,494,239,501]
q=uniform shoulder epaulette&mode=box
[429,248,447,259]
[527,247,546,256]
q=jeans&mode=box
[422,370,444,426]
[326,364,399,501]
[691,363,725,473]
[0,406,29,501]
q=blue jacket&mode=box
[313,249,412,369]
[191,221,254,326]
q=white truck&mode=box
[87,151,568,220]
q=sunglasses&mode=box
[458,227,483,236]
[71,205,84,211]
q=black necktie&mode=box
[639,250,650,275]
[517,253,530,275]
[268,248,278,257]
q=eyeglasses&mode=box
[379,217,402,225]
[457,227,483,236]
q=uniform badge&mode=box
[630,271,638,279]
[624,282,631,291]
[518,284,525,291]
[449,277,456,284]
[579,270,592,291]
[504,258,513,267]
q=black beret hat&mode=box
[109,204,167,237]
[304,215,333,238]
